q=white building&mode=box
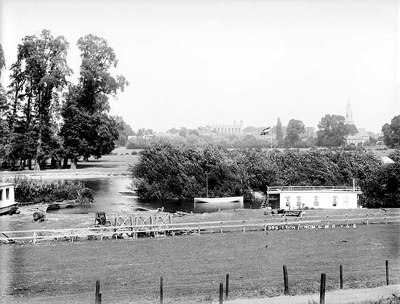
[266,186,362,210]
[207,120,244,135]
[0,183,16,215]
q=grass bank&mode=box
[1,221,399,303]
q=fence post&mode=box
[346,214,348,226]
[242,220,245,233]
[264,220,267,232]
[320,273,326,304]
[219,282,223,304]
[160,276,163,304]
[283,265,289,295]
[386,260,389,285]
[95,280,101,304]
[225,274,229,299]
[220,222,223,234]
[366,213,369,225]
[326,216,329,227]
[340,264,343,289]
[33,231,36,244]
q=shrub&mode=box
[1,176,93,204]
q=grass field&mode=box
[1,222,399,303]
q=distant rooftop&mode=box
[267,186,362,192]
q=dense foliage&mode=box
[1,176,93,204]
[382,115,400,149]
[131,142,399,207]
[316,114,349,147]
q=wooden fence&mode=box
[1,214,400,244]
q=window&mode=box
[0,189,2,201]
[285,197,290,206]
[314,196,319,207]
[6,188,9,200]
[343,196,349,207]
[296,196,301,207]
[333,196,338,207]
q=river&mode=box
[49,176,258,214]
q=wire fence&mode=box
[2,259,399,304]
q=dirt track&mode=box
[225,284,400,304]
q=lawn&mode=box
[1,223,399,304]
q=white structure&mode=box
[207,120,244,135]
[345,128,370,145]
[0,183,16,215]
[266,186,362,210]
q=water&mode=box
[49,177,257,214]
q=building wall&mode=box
[278,191,359,209]
[0,184,15,204]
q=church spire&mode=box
[345,99,354,125]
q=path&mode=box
[223,284,400,304]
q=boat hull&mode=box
[194,196,244,204]
[0,203,18,215]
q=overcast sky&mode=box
[1,0,399,133]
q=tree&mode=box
[0,43,9,164]
[276,117,283,147]
[316,114,349,147]
[60,34,127,168]
[113,115,134,146]
[382,115,400,148]
[284,119,305,147]
[7,30,71,170]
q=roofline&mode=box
[0,183,15,187]
[267,186,362,193]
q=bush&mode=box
[1,176,93,204]
[130,142,396,207]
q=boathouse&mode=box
[266,186,362,210]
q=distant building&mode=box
[344,101,369,145]
[207,120,244,135]
[266,186,362,210]
[345,99,354,125]
[345,128,369,145]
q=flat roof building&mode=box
[266,186,362,210]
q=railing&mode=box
[1,214,399,244]
[267,186,362,192]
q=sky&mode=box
[1,0,399,133]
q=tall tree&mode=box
[284,119,305,147]
[0,43,9,163]
[382,115,400,149]
[113,115,134,146]
[7,30,71,170]
[60,34,127,168]
[316,114,349,147]
[276,117,283,147]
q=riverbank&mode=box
[1,207,399,235]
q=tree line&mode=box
[0,30,128,170]
[130,142,399,207]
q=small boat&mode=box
[0,201,18,215]
[194,196,244,204]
